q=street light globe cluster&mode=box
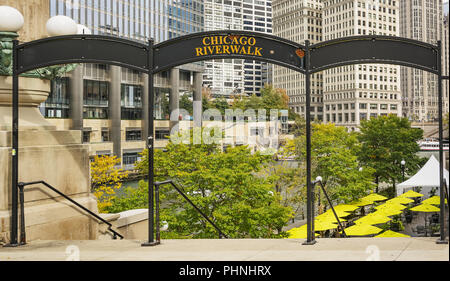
[0,6,24,32]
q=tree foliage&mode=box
[90,155,128,213]
[108,131,293,238]
[356,115,424,197]
[290,123,375,205]
[179,93,193,115]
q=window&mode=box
[83,80,109,119]
[122,152,141,166]
[42,78,70,118]
[101,128,110,142]
[82,130,91,143]
[155,129,170,140]
[360,113,367,120]
[126,129,142,141]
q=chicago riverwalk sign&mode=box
[153,31,306,72]
[7,31,446,247]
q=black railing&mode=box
[16,181,123,244]
[152,180,228,240]
[313,179,347,238]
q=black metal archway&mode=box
[7,31,448,247]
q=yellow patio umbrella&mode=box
[360,193,388,202]
[322,209,352,217]
[353,213,392,225]
[410,203,441,237]
[375,230,410,238]
[343,224,383,236]
[410,204,440,212]
[421,196,447,205]
[332,204,359,212]
[314,221,338,231]
[375,202,407,211]
[386,197,414,205]
[375,208,404,216]
[316,213,348,223]
[287,225,307,239]
[399,190,424,198]
[349,199,373,207]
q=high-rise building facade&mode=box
[43,0,204,167]
[242,0,273,96]
[203,0,245,96]
[272,0,324,121]
[203,0,273,97]
[322,0,402,129]
[399,0,443,122]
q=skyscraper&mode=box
[203,0,273,97]
[272,0,324,121]
[322,0,402,129]
[242,0,273,96]
[399,0,443,122]
[203,0,245,96]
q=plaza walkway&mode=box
[0,237,448,261]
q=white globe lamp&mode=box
[0,6,24,32]
[77,24,91,35]
[315,176,323,183]
[46,15,77,36]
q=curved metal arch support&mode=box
[310,60,439,75]
[308,35,439,75]
[15,34,150,75]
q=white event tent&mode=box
[397,155,449,197]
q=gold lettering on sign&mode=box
[194,35,263,57]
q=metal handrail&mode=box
[314,180,347,237]
[18,181,123,242]
[154,180,228,239]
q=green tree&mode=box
[179,94,193,115]
[260,161,306,220]
[292,123,375,205]
[109,131,293,238]
[289,113,306,137]
[211,96,230,115]
[357,115,424,198]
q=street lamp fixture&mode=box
[46,15,78,36]
[401,159,406,182]
[0,6,24,32]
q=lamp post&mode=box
[1,7,85,246]
[401,159,405,182]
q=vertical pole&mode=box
[303,40,316,245]
[436,41,448,244]
[18,183,26,245]
[155,185,160,243]
[142,39,157,246]
[6,40,20,247]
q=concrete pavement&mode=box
[0,237,448,261]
